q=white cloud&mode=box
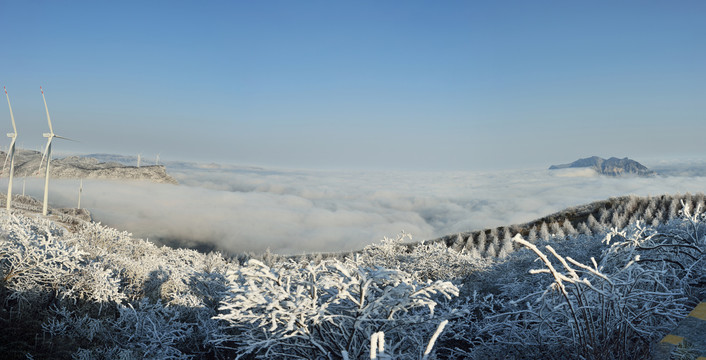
[9,162,706,255]
[550,168,599,178]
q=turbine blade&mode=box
[4,86,17,134]
[2,149,9,174]
[3,138,16,173]
[0,138,16,174]
[38,137,53,175]
[2,137,17,172]
[40,86,53,135]
[54,135,78,142]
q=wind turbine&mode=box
[3,86,17,212]
[155,153,160,166]
[137,153,141,168]
[38,86,72,216]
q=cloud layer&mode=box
[10,162,706,255]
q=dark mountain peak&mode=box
[549,156,655,177]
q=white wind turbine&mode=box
[38,86,73,216]
[3,86,17,211]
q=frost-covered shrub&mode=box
[213,257,459,359]
[52,299,194,360]
[0,213,231,359]
[464,214,705,359]
[359,232,489,281]
[41,305,108,355]
[108,299,192,359]
[0,216,88,310]
[62,262,126,312]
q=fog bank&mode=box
[9,162,706,254]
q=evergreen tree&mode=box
[685,192,693,211]
[469,246,481,259]
[599,207,611,225]
[587,214,602,233]
[498,233,515,259]
[462,233,475,252]
[611,210,625,229]
[630,213,640,226]
[528,226,538,242]
[476,231,487,254]
[654,210,664,225]
[651,216,660,227]
[562,219,578,235]
[643,207,654,223]
[694,192,706,210]
[450,233,464,252]
[485,241,497,258]
[487,229,500,257]
[489,227,498,241]
[502,227,512,242]
[625,195,638,215]
[668,196,680,220]
[577,222,592,236]
[539,222,550,240]
[550,221,565,238]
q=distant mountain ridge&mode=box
[549,156,655,177]
[0,149,178,184]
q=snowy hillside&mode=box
[0,149,177,184]
[549,156,655,177]
[0,194,704,359]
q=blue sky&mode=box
[1,1,704,170]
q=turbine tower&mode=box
[3,86,17,211]
[77,179,83,209]
[38,86,72,216]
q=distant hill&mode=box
[549,156,655,177]
[0,149,178,184]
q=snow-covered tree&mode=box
[562,219,578,236]
[577,221,592,236]
[550,221,565,238]
[527,225,538,242]
[462,233,474,252]
[476,231,487,255]
[213,258,459,359]
[587,213,602,233]
[599,207,611,224]
[539,222,550,240]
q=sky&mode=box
[0,1,704,170]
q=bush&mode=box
[213,257,459,359]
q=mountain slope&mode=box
[549,156,655,176]
[0,193,703,359]
[0,149,178,184]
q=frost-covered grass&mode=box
[0,195,704,359]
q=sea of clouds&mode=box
[9,160,706,255]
